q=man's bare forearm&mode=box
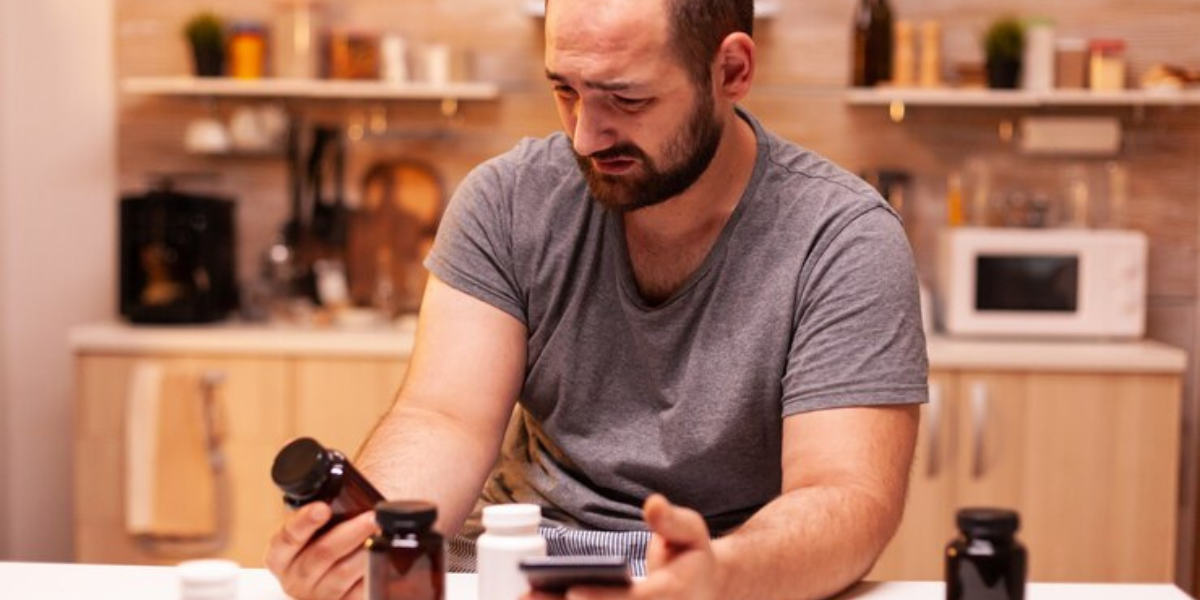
[354,401,508,537]
[712,483,903,600]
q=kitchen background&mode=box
[1,0,1199,591]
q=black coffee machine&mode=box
[120,186,238,324]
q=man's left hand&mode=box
[526,494,724,600]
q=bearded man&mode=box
[266,0,928,598]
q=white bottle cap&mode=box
[179,559,239,600]
[482,503,542,530]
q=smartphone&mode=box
[519,555,633,594]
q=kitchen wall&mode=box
[0,0,116,560]
[111,0,1199,583]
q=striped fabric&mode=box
[447,526,651,576]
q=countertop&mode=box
[1,562,1193,600]
[70,322,1187,373]
[70,318,418,359]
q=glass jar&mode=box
[270,437,385,538]
[228,22,267,79]
[946,507,1027,600]
[274,0,322,79]
[367,500,445,600]
[1088,39,1127,91]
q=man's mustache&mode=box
[580,143,647,163]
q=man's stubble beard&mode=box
[574,90,724,213]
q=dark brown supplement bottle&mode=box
[271,437,385,538]
[946,507,1027,600]
[367,500,445,600]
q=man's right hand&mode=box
[264,503,377,600]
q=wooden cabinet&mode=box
[74,352,408,567]
[869,369,1182,583]
[293,358,409,457]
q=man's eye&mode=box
[613,96,650,110]
[553,85,577,98]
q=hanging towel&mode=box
[125,362,218,537]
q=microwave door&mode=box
[975,254,1081,314]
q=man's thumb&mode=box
[643,493,710,549]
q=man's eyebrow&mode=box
[545,69,638,92]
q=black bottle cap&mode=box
[375,500,438,533]
[271,437,331,500]
[957,507,1020,537]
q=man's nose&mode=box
[571,104,613,158]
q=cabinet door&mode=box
[292,357,410,458]
[955,371,1181,582]
[869,370,958,581]
[75,354,289,566]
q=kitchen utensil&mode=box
[307,126,350,247]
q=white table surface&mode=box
[0,562,1193,600]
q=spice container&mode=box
[367,500,445,600]
[1054,38,1088,89]
[919,20,943,88]
[228,22,267,79]
[946,507,1027,600]
[1089,39,1127,91]
[891,20,915,87]
[271,437,385,538]
[325,29,381,80]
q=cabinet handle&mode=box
[135,369,232,557]
[969,380,990,480]
[926,381,943,478]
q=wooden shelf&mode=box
[521,0,781,19]
[121,77,500,102]
[845,87,1200,108]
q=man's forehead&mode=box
[544,0,674,87]
[545,69,646,92]
[545,0,670,52]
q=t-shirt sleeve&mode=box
[423,157,527,325]
[781,206,929,416]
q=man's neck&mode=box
[622,110,758,242]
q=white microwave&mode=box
[937,228,1147,339]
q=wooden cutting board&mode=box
[346,160,444,313]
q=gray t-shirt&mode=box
[425,109,928,538]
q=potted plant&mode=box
[983,17,1024,89]
[184,12,225,77]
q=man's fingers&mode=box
[340,579,365,600]
[290,510,376,583]
[642,494,710,550]
[564,585,636,600]
[265,503,332,574]
[314,548,367,600]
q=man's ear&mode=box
[714,32,755,102]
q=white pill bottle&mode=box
[477,504,547,600]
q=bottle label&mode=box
[967,539,996,556]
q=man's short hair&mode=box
[668,0,754,89]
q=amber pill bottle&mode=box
[946,507,1027,600]
[367,500,445,600]
[270,437,385,537]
